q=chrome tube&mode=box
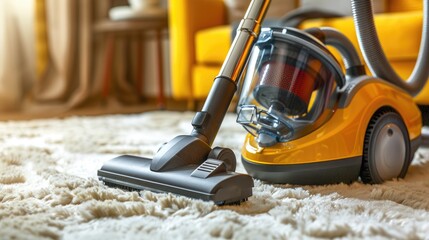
[218,0,271,81]
[191,0,270,145]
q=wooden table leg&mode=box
[156,29,165,109]
[102,34,115,100]
[135,33,144,99]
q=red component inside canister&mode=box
[252,57,324,116]
[258,60,319,107]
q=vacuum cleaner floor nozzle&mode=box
[98,155,254,205]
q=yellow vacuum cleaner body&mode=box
[237,27,422,184]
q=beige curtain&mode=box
[34,0,75,102]
[34,0,94,108]
[0,1,26,111]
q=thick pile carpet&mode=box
[0,111,428,239]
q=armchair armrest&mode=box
[169,0,226,99]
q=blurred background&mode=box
[0,0,427,124]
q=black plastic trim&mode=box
[346,65,366,77]
[242,155,362,185]
[411,135,422,155]
[338,76,409,108]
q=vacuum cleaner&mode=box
[98,0,429,204]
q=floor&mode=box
[0,97,192,121]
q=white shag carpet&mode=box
[1,111,429,240]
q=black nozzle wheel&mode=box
[208,147,237,172]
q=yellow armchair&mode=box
[169,0,227,100]
[168,0,429,105]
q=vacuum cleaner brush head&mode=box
[98,155,253,205]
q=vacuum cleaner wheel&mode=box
[360,109,411,184]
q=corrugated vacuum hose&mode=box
[350,0,429,96]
